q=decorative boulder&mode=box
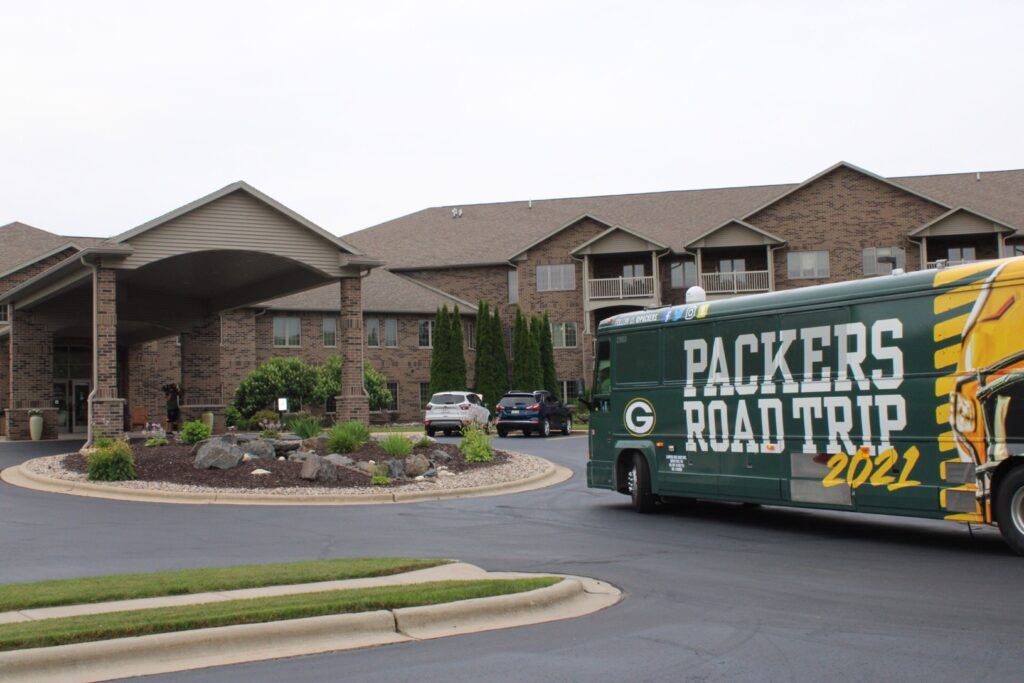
[300,456,338,482]
[385,459,405,480]
[193,439,244,470]
[404,453,430,478]
[300,436,327,452]
[429,449,452,464]
[288,450,318,463]
[243,439,276,460]
[324,454,354,467]
[357,460,376,474]
[273,439,301,453]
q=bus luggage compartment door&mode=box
[658,439,718,497]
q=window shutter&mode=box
[863,248,876,275]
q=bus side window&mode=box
[595,339,611,396]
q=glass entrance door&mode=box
[72,381,90,433]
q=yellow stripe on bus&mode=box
[934,314,968,342]
[935,403,950,425]
[938,431,957,452]
[934,375,956,397]
[944,512,985,522]
[932,261,998,287]
[933,344,960,369]
[934,284,981,315]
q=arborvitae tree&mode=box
[473,301,490,393]
[491,307,509,398]
[429,305,452,394]
[511,307,530,389]
[539,311,559,399]
[449,304,467,389]
[526,314,544,390]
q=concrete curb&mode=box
[0,571,621,683]
[0,454,573,506]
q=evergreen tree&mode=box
[450,304,467,389]
[429,305,452,395]
[473,301,490,393]
[526,314,544,390]
[491,308,509,398]
[511,307,530,389]
[539,311,559,399]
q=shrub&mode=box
[180,420,212,445]
[326,421,370,454]
[460,423,494,462]
[364,363,392,412]
[379,434,413,458]
[251,410,280,426]
[224,404,242,428]
[94,436,113,449]
[144,437,169,448]
[88,441,136,481]
[260,429,281,440]
[311,355,342,407]
[371,465,391,486]
[414,436,431,449]
[234,357,318,417]
[288,416,323,439]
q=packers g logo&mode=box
[624,398,656,436]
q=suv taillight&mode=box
[459,403,470,410]
[527,404,540,410]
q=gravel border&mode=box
[17,451,560,500]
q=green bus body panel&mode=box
[587,258,1024,524]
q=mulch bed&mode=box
[63,439,510,490]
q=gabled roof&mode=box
[569,224,668,256]
[0,223,115,281]
[508,213,614,261]
[740,161,950,222]
[112,181,364,256]
[685,218,785,249]
[909,206,1018,237]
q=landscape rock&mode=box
[288,450,318,462]
[423,468,437,478]
[385,459,406,480]
[273,439,301,453]
[429,449,452,464]
[357,460,376,474]
[243,439,276,460]
[324,454,354,467]
[300,436,327,452]
[193,439,244,470]
[404,453,430,478]
[300,456,338,482]
[251,468,270,475]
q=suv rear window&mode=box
[430,393,464,405]
[499,395,536,408]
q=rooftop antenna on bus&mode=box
[685,286,706,304]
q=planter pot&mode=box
[201,411,215,432]
[29,414,44,441]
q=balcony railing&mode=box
[926,258,979,269]
[700,270,770,294]
[588,275,656,300]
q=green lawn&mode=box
[0,578,560,651]
[0,558,451,612]
[369,424,426,433]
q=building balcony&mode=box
[700,270,770,294]
[925,258,980,269]
[587,275,656,300]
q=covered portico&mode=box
[0,182,379,442]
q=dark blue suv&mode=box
[494,390,573,437]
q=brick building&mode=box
[3,162,1024,438]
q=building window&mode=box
[323,317,337,347]
[560,379,582,404]
[418,320,434,348]
[508,270,519,304]
[536,264,576,291]
[787,251,830,279]
[386,381,399,412]
[464,320,476,350]
[273,317,301,347]
[623,263,645,278]
[864,246,905,276]
[948,246,976,263]
[384,318,398,347]
[419,382,432,408]
[1012,244,1024,257]
[366,318,380,347]
[670,260,697,289]
[551,321,578,348]
[0,304,8,323]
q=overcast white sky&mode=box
[2,1,1022,238]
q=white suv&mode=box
[424,391,491,436]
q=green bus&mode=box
[585,257,1024,554]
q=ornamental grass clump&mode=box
[288,416,323,439]
[379,434,413,458]
[180,420,211,445]
[459,423,494,462]
[87,440,136,481]
[144,437,168,448]
[326,421,370,454]
[371,464,391,486]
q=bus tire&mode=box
[995,466,1024,556]
[629,453,656,513]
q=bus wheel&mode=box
[996,467,1024,555]
[628,453,656,513]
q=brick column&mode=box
[7,307,58,440]
[180,313,225,432]
[90,267,124,440]
[336,277,369,423]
